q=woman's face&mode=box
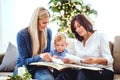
[38,17,49,31]
[74,21,87,37]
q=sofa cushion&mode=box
[66,38,76,55]
[0,72,13,76]
[113,36,120,74]
[0,42,18,72]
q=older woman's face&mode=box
[74,21,87,37]
[38,17,49,31]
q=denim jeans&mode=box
[34,68,54,80]
[55,68,114,80]
[77,68,114,80]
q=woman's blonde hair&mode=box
[28,7,50,57]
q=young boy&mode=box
[50,32,71,60]
[50,32,71,78]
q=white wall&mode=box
[0,0,120,53]
[0,0,15,52]
[0,0,58,53]
[0,0,2,52]
[15,0,58,38]
[84,0,120,41]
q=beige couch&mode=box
[0,36,120,80]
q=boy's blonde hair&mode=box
[28,7,50,57]
[54,33,67,45]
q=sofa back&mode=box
[112,36,120,74]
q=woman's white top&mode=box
[74,31,113,71]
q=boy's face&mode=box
[55,39,67,53]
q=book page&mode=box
[30,62,65,70]
[30,62,102,71]
[62,64,102,71]
[51,58,64,64]
[65,53,83,64]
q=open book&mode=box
[30,58,102,71]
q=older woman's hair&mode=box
[71,14,94,41]
[28,7,50,56]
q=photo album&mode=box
[30,54,102,71]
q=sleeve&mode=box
[49,50,54,56]
[16,31,44,67]
[99,33,114,65]
[43,28,52,52]
[66,49,72,54]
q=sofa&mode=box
[0,36,120,80]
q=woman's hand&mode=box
[83,57,96,64]
[83,57,107,65]
[40,53,52,62]
[62,58,75,64]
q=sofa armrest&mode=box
[0,54,4,64]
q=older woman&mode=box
[55,14,114,80]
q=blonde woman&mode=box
[13,7,54,80]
